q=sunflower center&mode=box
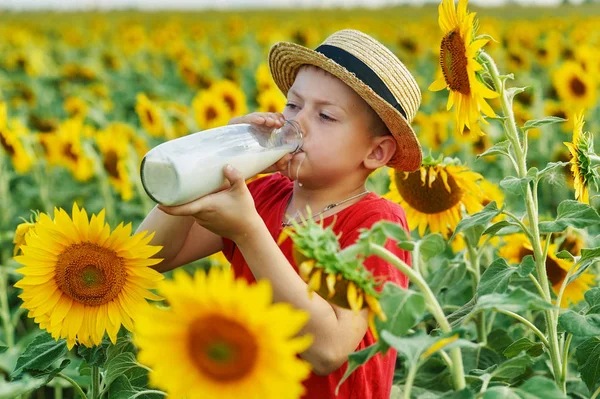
[223,95,235,112]
[395,168,463,213]
[62,143,79,162]
[205,106,218,121]
[145,109,155,125]
[188,314,258,382]
[440,30,471,95]
[518,246,566,286]
[55,243,126,306]
[103,150,120,178]
[569,77,586,97]
[0,132,16,156]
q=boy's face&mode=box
[282,66,381,187]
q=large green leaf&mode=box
[575,337,600,392]
[500,176,532,196]
[439,388,476,398]
[477,140,511,159]
[478,258,518,296]
[450,201,501,241]
[427,259,467,295]
[374,284,425,339]
[539,201,600,233]
[584,287,600,314]
[336,342,383,393]
[475,288,553,314]
[537,161,570,183]
[418,234,446,261]
[568,248,600,284]
[558,311,600,336]
[107,375,164,399]
[0,375,49,399]
[490,354,533,380]
[483,376,567,398]
[78,339,110,367]
[518,255,536,278]
[503,338,544,358]
[523,116,567,131]
[10,333,68,379]
[487,329,514,356]
[104,352,145,389]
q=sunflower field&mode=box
[2,0,600,398]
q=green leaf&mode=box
[506,87,528,102]
[336,342,383,393]
[518,255,536,278]
[539,200,600,233]
[585,287,600,314]
[375,284,425,339]
[78,339,109,367]
[487,329,514,356]
[11,333,68,379]
[537,162,570,182]
[558,311,600,336]
[483,220,521,236]
[104,352,144,389]
[478,258,518,296]
[439,388,476,398]
[477,140,511,159]
[0,375,48,399]
[491,353,533,379]
[503,338,540,358]
[575,337,600,392]
[427,260,467,295]
[500,176,532,196]
[451,201,502,241]
[483,376,567,398]
[568,248,600,285]
[0,346,7,354]
[523,116,567,131]
[475,288,552,314]
[418,234,446,261]
[556,250,575,261]
[29,358,71,385]
[371,221,414,250]
[107,375,164,399]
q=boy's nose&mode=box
[290,111,308,139]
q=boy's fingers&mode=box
[158,200,203,217]
[223,165,245,189]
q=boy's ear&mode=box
[364,136,397,170]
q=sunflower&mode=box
[563,111,598,204]
[13,203,164,349]
[552,62,597,111]
[544,100,572,133]
[556,227,585,257]
[413,111,451,152]
[208,251,231,268]
[63,96,89,119]
[192,91,232,130]
[499,234,595,308]
[13,219,36,257]
[0,102,34,174]
[135,93,165,138]
[38,118,94,182]
[429,0,498,136]
[210,80,248,117]
[95,127,134,201]
[257,88,286,114]
[134,268,312,399]
[385,157,483,238]
[280,216,387,339]
[255,63,278,92]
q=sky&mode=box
[0,0,587,10]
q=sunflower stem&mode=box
[403,362,419,399]
[501,210,533,240]
[91,366,100,399]
[57,373,86,399]
[466,239,486,345]
[493,308,549,348]
[592,386,600,399]
[481,50,564,391]
[0,267,14,347]
[369,243,466,390]
[561,333,572,392]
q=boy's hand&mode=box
[228,112,294,174]
[157,165,262,242]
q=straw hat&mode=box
[268,29,422,172]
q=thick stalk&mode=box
[0,267,14,347]
[370,244,466,390]
[481,51,563,389]
[403,362,419,399]
[466,240,486,344]
[91,366,100,399]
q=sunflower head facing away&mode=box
[563,111,599,204]
[385,156,484,238]
[280,215,387,334]
[500,234,595,308]
[134,268,313,399]
[428,0,498,136]
[14,203,164,349]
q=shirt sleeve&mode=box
[338,212,411,290]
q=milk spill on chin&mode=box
[143,146,291,206]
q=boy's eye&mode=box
[319,113,335,122]
[285,103,297,110]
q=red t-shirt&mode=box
[222,173,411,399]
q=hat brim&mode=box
[268,41,422,172]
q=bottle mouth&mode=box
[285,119,304,153]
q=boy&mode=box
[137,29,422,398]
